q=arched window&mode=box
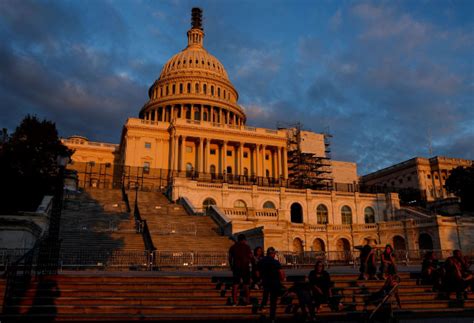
[364,207,375,223]
[341,206,352,224]
[202,198,216,209]
[263,201,276,209]
[293,238,303,253]
[185,108,191,119]
[172,84,176,94]
[226,166,232,174]
[419,233,433,250]
[179,83,183,94]
[166,86,169,95]
[316,204,328,224]
[234,200,246,208]
[194,110,200,120]
[203,84,207,94]
[187,83,191,93]
[243,167,249,176]
[203,112,208,121]
[291,203,303,223]
[211,85,214,96]
[210,165,216,174]
[218,87,221,97]
[195,83,199,93]
[265,169,270,177]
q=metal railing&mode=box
[132,188,156,252]
[0,248,461,272]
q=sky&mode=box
[0,0,473,175]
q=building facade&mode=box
[62,9,474,255]
[361,156,473,202]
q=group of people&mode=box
[358,243,397,280]
[228,234,338,322]
[422,249,474,299]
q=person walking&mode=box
[228,234,253,305]
[258,247,285,322]
[251,246,264,289]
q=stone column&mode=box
[180,105,184,119]
[219,108,222,124]
[277,146,282,178]
[282,147,288,179]
[174,135,180,170]
[205,138,211,173]
[261,145,266,176]
[180,136,186,171]
[223,141,227,173]
[198,137,204,173]
[255,145,260,177]
[169,135,175,171]
[239,143,244,175]
[200,106,204,121]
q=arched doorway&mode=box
[336,238,351,261]
[419,233,433,250]
[393,235,406,251]
[313,238,325,252]
[202,198,216,210]
[293,238,304,253]
[291,203,303,223]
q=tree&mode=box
[445,166,474,212]
[0,115,72,213]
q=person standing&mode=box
[228,234,253,305]
[251,246,264,289]
[379,244,396,278]
[258,247,285,322]
[359,244,377,280]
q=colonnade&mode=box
[143,104,244,126]
[169,135,288,179]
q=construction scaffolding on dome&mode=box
[280,122,334,190]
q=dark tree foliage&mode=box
[445,166,474,212]
[0,115,72,214]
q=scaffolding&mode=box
[280,123,333,190]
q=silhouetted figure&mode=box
[443,250,474,299]
[359,244,377,280]
[258,247,285,322]
[379,244,396,278]
[421,251,439,286]
[251,246,264,289]
[308,260,342,313]
[228,234,253,305]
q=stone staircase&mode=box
[129,190,234,252]
[2,272,474,321]
[60,189,145,253]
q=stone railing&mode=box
[179,196,203,216]
[208,205,232,235]
[254,209,278,217]
[222,208,247,217]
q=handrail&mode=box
[369,276,401,321]
[121,185,131,213]
[133,195,155,251]
[207,205,231,235]
[179,196,202,216]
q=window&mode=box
[316,204,328,224]
[226,166,232,174]
[195,83,199,93]
[341,206,352,224]
[265,169,270,177]
[179,83,183,94]
[186,146,193,153]
[243,167,249,176]
[243,152,248,158]
[263,201,276,209]
[143,162,150,174]
[210,149,216,155]
[234,200,247,208]
[399,179,403,184]
[203,84,207,94]
[227,150,232,156]
[265,155,270,160]
[407,176,411,182]
[427,174,431,179]
[211,85,214,96]
[364,207,375,223]
[210,165,216,174]
[172,84,176,94]
[187,83,191,93]
[166,86,169,95]
[144,142,151,149]
[218,88,221,97]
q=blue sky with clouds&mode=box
[0,0,472,174]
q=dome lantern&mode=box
[187,8,204,48]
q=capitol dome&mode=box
[140,8,246,125]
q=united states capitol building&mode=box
[62,9,474,256]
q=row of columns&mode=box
[143,105,244,126]
[169,135,288,179]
